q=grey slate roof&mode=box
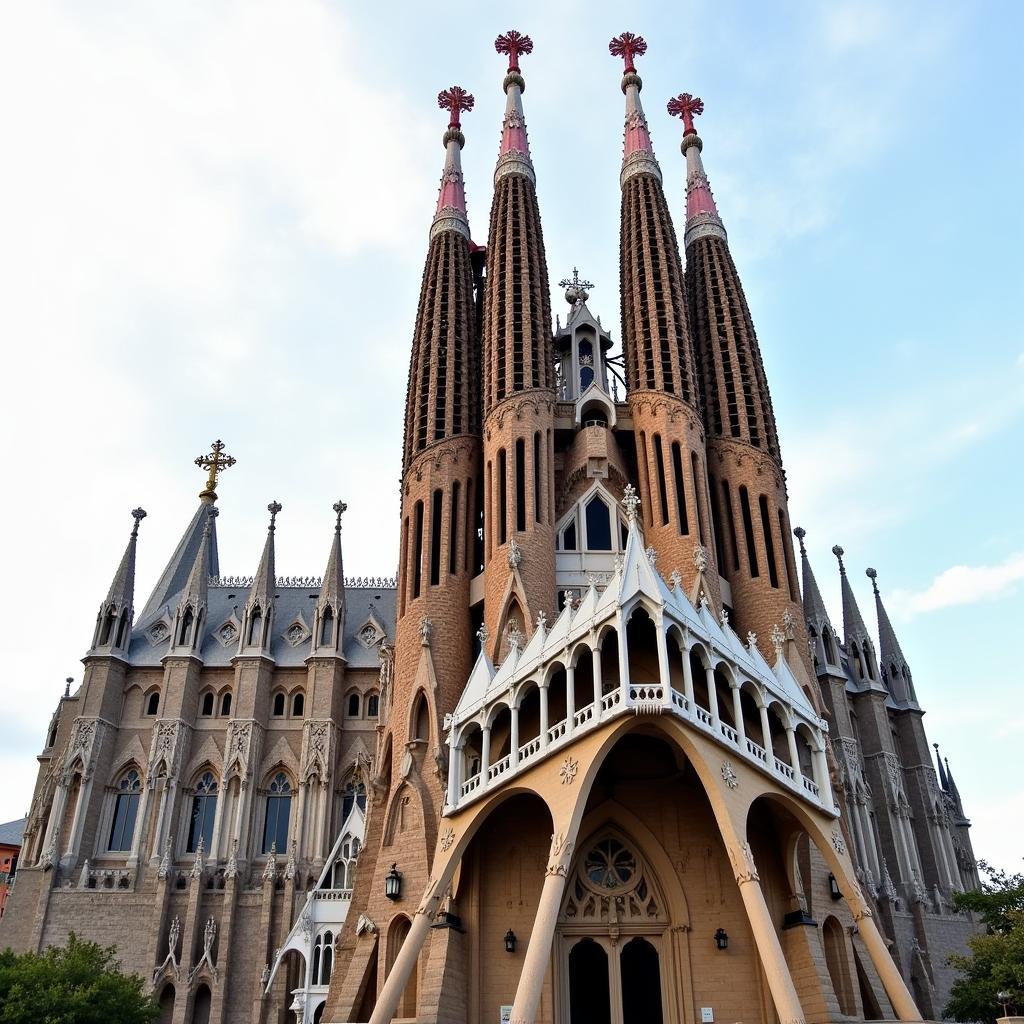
[126,584,396,669]
[0,817,26,847]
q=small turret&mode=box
[832,546,881,686]
[793,527,840,670]
[239,502,281,657]
[866,567,918,706]
[312,501,347,657]
[169,511,215,656]
[91,508,146,656]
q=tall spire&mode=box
[610,32,660,184]
[402,87,480,471]
[794,527,830,627]
[432,86,474,240]
[169,510,215,655]
[240,502,280,655]
[313,500,347,656]
[667,93,725,249]
[867,567,917,704]
[933,742,949,789]
[494,29,535,183]
[833,545,870,645]
[92,507,146,653]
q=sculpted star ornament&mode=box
[559,757,579,785]
[831,828,846,855]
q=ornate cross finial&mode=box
[438,86,474,130]
[865,567,879,595]
[333,500,348,534]
[667,93,705,136]
[793,525,807,556]
[832,544,846,574]
[476,622,490,647]
[495,30,533,72]
[130,507,147,537]
[195,440,236,502]
[609,32,647,74]
[267,500,282,531]
[622,483,641,522]
[769,623,785,656]
[558,267,594,305]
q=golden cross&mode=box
[195,440,236,502]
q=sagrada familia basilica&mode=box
[0,30,982,1024]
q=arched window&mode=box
[47,721,59,749]
[108,769,142,851]
[367,692,379,718]
[412,692,429,741]
[321,606,334,646]
[187,772,218,853]
[320,930,334,986]
[292,692,305,717]
[146,692,160,716]
[342,780,366,821]
[823,628,836,664]
[201,692,215,717]
[272,692,285,717]
[334,835,361,888]
[220,692,232,717]
[584,495,612,551]
[347,693,361,718]
[261,773,292,854]
[180,607,194,645]
[248,607,263,646]
[579,338,595,392]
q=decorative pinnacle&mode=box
[609,32,647,74]
[558,267,594,305]
[131,507,147,537]
[865,567,879,595]
[195,440,236,502]
[333,500,348,534]
[495,30,533,72]
[438,86,474,130]
[267,501,282,531]
[476,622,490,647]
[622,483,640,522]
[667,92,705,136]
[769,623,785,656]
[793,525,807,555]
[832,544,846,573]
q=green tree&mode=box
[947,862,1024,1024]
[0,932,159,1024]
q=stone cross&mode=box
[130,507,147,536]
[608,32,647,73]
[333,500,348,533]
[558,267,594,293]
[667,92,705,136]
[495,30,533,72]
[267,501,282,531]
[194,440,236,500]
[438,86,474,130]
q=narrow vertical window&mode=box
[485,462,492,562]
[187,772,218,853]
[430,488,442,586]
[708,475,727,570]
[533,432,541,523]
[108,769,141,852]
[671,442,689,535]
[690,452,707,545]
[721,481,740,572]
[653,435,669,525]
[412,500,424,599]
[758,495,779,588]
[399,517,408,617]
[515,438,526,532]
[739,486,759,578]
[262,773,292,854]
[637,432,651,524]
[498,449,507,545]
[449,482,460,576]
[779,509,798,601]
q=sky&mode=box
[0,1,1021,873]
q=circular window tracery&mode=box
[584,837,636,890]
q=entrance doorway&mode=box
[564,935,664,1024]
[621,937,663,1024]
[569,939,611,1024]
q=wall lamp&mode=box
[384,863,402,900]
[828,873,842,901]
[714,928,729,950]
[504,929,517,953]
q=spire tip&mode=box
[495,30,533,73]
[667,92,704,135]
[609,32,647,75]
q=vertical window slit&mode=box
[739,486,759,578]
[758,494,778,588]
[515,438,526,532]
[653,435,669,526]
[671,442,689,535]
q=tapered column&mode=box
[728,840,806,1024]
[846,893,921,1020]
[481,726,491,781]
[565,666,576,732]
[591,646,602,706]
[510,832,577,1024]
[539,686,550,748]
[511,708,520,767]
[786,728,801,776]
[681,646,695,705]
[731,686,745,743]
[705,665,719,720]
[759,705,772,752]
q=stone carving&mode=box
[782,608,795,637]
[218,622,237,644]
[728,840,760,884]
[831,828,846,855]
[440,827,455,852]
[720,607,729,628]
[669,569,682,590]
[769,624,785,657]
[168,915,181,959]
[535,609,547,632]
[547,833,575,877]
[190,836,205,879]
[476,623,490,647]
[148,622,170,644]
[746,631,757,649]
[721,761,739,789]
[419,617,433,646]
[559,757,579,786]
[158,835,173,879]
[262,843,277,882]
[187,917,219,985]
[302,720,332,785]
[285,840,297,880]
[506,623,525,652]
[646,546,658,567]
[355,913,377,936]
[285,621,308,646]
[225,838,239,880]
[693,545,709,575]
[148,719,188,783]
[622,483,640,521]
[507,537,522,569]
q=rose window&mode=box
[584,838,636,890]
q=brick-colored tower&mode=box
[326,87,482,1022]
[679,96,805,660]
[611,36,719,602]
[481,31,557,658]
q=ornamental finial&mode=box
[793,525,807,556]
[495,30,533,73]
[267,501,282,531]
[476,622,490,647]
[558,267,594,305]
[832,544,846,573]
[609,32,647,74]
[333,500,347,534]
[130,507,147,537]
[769,623,785,656]
[194,439,236,503]
[667,93,705,136]
[438,86,474,131]
[865,567,879,595]
[622,483,641,522]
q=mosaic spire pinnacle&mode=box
[433,86,474,239]
[668,93,725,247]
[611,32,659,183]
[495,30,535,181]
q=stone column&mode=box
[481,726,491,782]
[511,707,520,768]
[786,728,801,776]
[728,840,807,1024]
[539,686,550,748]
[681,645,695,706]
[591,646,602,707]
[565,666,576,732]
[655,620,673,710]
[446,743,461,808]
[731,686,745,744]
[705,665,719,720]
[759,704,772,753]
[509,831,577,1024]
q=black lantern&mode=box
[714,928,729,950]
[828,873,842,901]
[504,929,517,953]
[384,863,402,901]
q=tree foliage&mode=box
[947,861,1024,1024]
[0,933,159,1024]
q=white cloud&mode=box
[886,551,1024,619]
